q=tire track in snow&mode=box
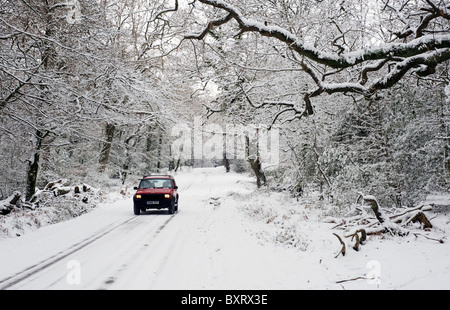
[96,175,203,289]
[95,213,177,289]
[0,168,253,290]
[141,172,223,289]
[7,175,196,289]
[0,216,140,290]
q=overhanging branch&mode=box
[189,0,450,70]
[173,0,450,121]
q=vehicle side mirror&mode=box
[134,187,138,190]
[174,186,178,190]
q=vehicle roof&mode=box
[142,175,174,179]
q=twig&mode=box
[336,276,368,284]
[413,233,444,244]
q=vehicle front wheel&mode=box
[133,204,141,215]
[168,200,175,215]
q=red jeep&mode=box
[133,175,179,215]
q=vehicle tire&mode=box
[133,204,141,215]
[168,200,175,215]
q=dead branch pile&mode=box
[328,193,443,258]
[0,179,98,216]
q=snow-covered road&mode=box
[1,167,450,290]
[0,168,302,290]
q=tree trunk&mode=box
[223,132,230,172]
[245,129,267,188]
[156,135,163,170]
[249,156,267,188]
[25,130,46,201]
[122,134,138,185]
[98,123,115,173]
[438,97,450,180]
[24,2,54,202]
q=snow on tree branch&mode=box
[182,0,450,113]
[188,0,450,67]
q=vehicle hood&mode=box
[136,188,173,194]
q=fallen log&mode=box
[408,211,433,229]
[16,199,36,210]
[54,186,72,197]
[0,191,22,215]
[44,179,69,191]
[9,191,21,205]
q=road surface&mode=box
[0,168,305,290]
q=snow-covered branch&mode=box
[189,0,450,69]
[181,0,450,109]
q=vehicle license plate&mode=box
[147,201,159,205]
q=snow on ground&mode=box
[0,167,449,290]
[0,183,103,238]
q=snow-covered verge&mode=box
[218,183,450,289]
[0,181,109,238]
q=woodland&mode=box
[1,0,450,217]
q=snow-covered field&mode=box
[0,167,449,290]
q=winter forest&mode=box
[1,0,450,215]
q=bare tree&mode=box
[0,0,175,198]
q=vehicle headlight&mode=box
[164,194,171,199]
[135,194,142,199]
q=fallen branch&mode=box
[336,276,368,284]
[357,229,367,243]
[332,194,439,258]
[361,194,386,224]
[333,233,346,258]
[413,233,444,244]
[348,229,367,251]
[390,204,431,220]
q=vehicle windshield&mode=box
[139,178,173,189]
